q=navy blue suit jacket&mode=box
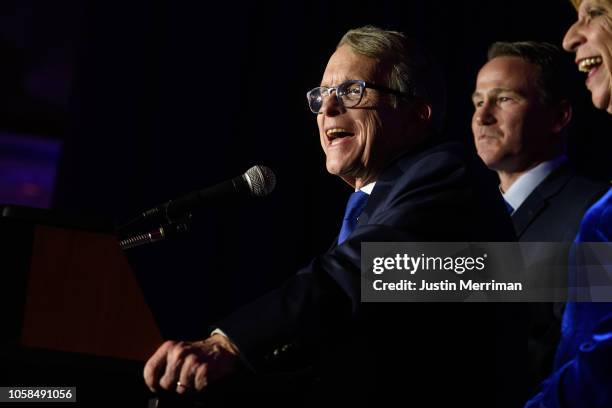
[217,140,517,406]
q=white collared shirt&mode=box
[502,156,567,213]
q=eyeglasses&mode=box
[306,79,411,114]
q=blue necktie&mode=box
[338,191,369,245]
[503,199,514,215]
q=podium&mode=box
[0,205,308,407]
[0,204,163,406]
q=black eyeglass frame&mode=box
[306,79,412,114]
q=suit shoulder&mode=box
[556,173,611,214]
[566,173,610,196]
[408,140,468,162]
[392,141,472,175]
[378,141,497,203]
[533,165,609,210]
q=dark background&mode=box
[1,0,610,340]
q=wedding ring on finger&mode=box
[176,381,190,390]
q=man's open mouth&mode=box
[326,128,355,140]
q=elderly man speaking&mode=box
[144,26,515,405]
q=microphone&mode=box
[142,165,276,221]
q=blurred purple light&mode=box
[0,132,61,208]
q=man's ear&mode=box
[551,100,572,134]
[403,100,432,125]
[416,101,432,123]
[398,100,433,147]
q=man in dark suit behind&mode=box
[143,26,516,406]
[471,41,609,393]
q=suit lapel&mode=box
[332,143,442,243]
[512,163,573,238]
[512,191,547,238]
[355,164,401,228]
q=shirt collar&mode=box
[358,182,376,195]
[502,156,567,211]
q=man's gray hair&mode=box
[338,25,446,131]
[487,41,570,105]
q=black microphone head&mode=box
[243,165,276,197]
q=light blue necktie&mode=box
[338,191,369,245]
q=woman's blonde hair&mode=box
[571,0,612,9]
[570,0,581,10]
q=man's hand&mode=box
[143,333,240,394]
